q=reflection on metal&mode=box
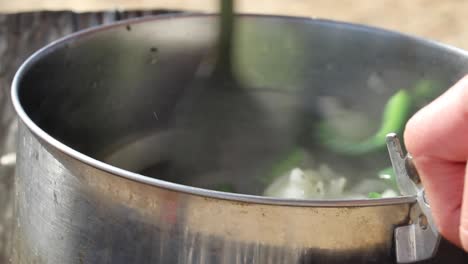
[0,153,16,166]
[0,10,181,263]
[386,133,441,263]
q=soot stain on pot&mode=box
[334,207,353,218]
[148,50,158,65]
[53,191,58,205]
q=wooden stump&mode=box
[0,9,179,263]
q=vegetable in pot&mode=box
[317,80,439,156]
[318,89,412,155]
[368,189,399,199]
[263,166,347,199]
[260,148,305,184]
[378,166,397,189]
[368,192,382,199]
[261,80,439,199]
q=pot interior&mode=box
[16,15,468,197]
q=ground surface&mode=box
[1,0,468,49]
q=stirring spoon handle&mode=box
[213,0,235,81]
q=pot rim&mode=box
[12,13,467,207]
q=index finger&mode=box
[404,75,468,249]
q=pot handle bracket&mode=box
[386,133,441,264]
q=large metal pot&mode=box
[10,14,468,263]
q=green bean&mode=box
[319,89,412,155]
[368,192,382,199]
[410,80,439,106]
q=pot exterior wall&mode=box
[13,122,412,264]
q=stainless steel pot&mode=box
[10,14,468,263]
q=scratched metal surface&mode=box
[0,9,179,263]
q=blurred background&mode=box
[0,0,467,263]
[1,0,468,48]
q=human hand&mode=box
[404,75,468,251]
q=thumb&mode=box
[404,75,468,250]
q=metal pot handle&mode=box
[386,133,441,263]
